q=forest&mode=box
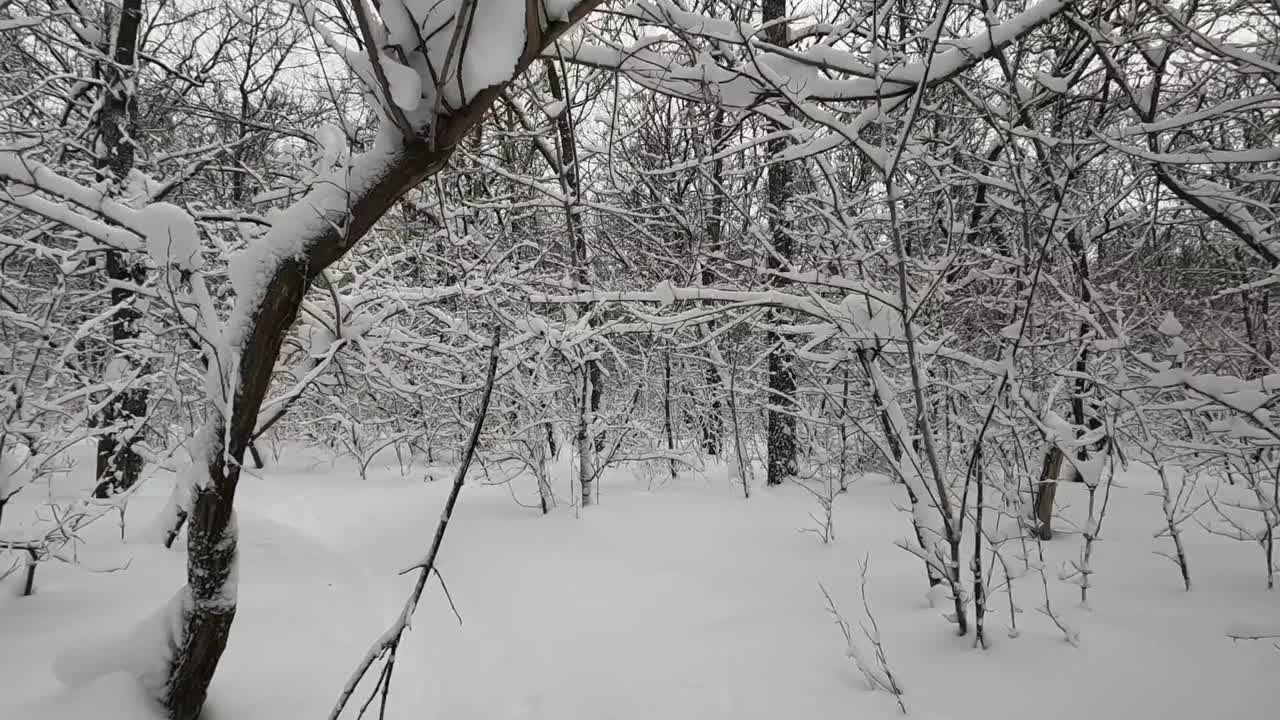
[1,0,1278,719]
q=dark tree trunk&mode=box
[93,0,147,499]
[763,0,797,486]
[663,350,678,479]
[1034,446,1063,540]
[765,347,797,486]
[1067,227,1099,461]
[589,359,604,454]
[701,363,724,456]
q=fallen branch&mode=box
[329,328,502,720]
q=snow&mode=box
[138,202,202,271]
[543,0,582,21]
[440,0,525,105]
[314,123,349,169]
[1226,620,1280,640]
[1158,312,1184,337]
[380,53,423,111]
[52,585,190,699]
[374,0,529,110]
[543,99,567,118]
[0,151,144,252]
[653,279,676,307]
[3,445,1278,720]
[18,672,164,720]
[1034,71,1070,94]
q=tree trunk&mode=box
[545,59,604,480]
[577,368,595,506]
[699,106,728,457]
[701,365,724,455]
[663,350,678,479]
[1034,446,1063,540]
[163,254,310,718]
[1066,227,1098,472]
[837,363,851,491]
[763,0,797,486]
[92,0,147,499]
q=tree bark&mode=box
[763,0,797,486]
[1034,446,1063,540]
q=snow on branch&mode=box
[529,283,903,344]
[556,0,1071,111]
[0,150,146,251]
[298,0,605,134]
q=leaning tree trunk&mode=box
[157,5,604,717]
[92,0,147,499]
[763,0,797,486]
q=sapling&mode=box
[819,558,907,714]
[1203,453,1280,590]
[988,440,1036,637]
[1136,314,1201,590]
[1150,462,1201,591]
[1033,531,1080,645]
[1059,415,1118,608]
[1077,467,1114,607]
[795,466,837,544]
[1014,445,1079,644]
[488,416,557,513]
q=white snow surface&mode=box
[2,444,1277,719]
[52,585,190,699]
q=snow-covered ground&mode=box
[2,446,1277,719]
